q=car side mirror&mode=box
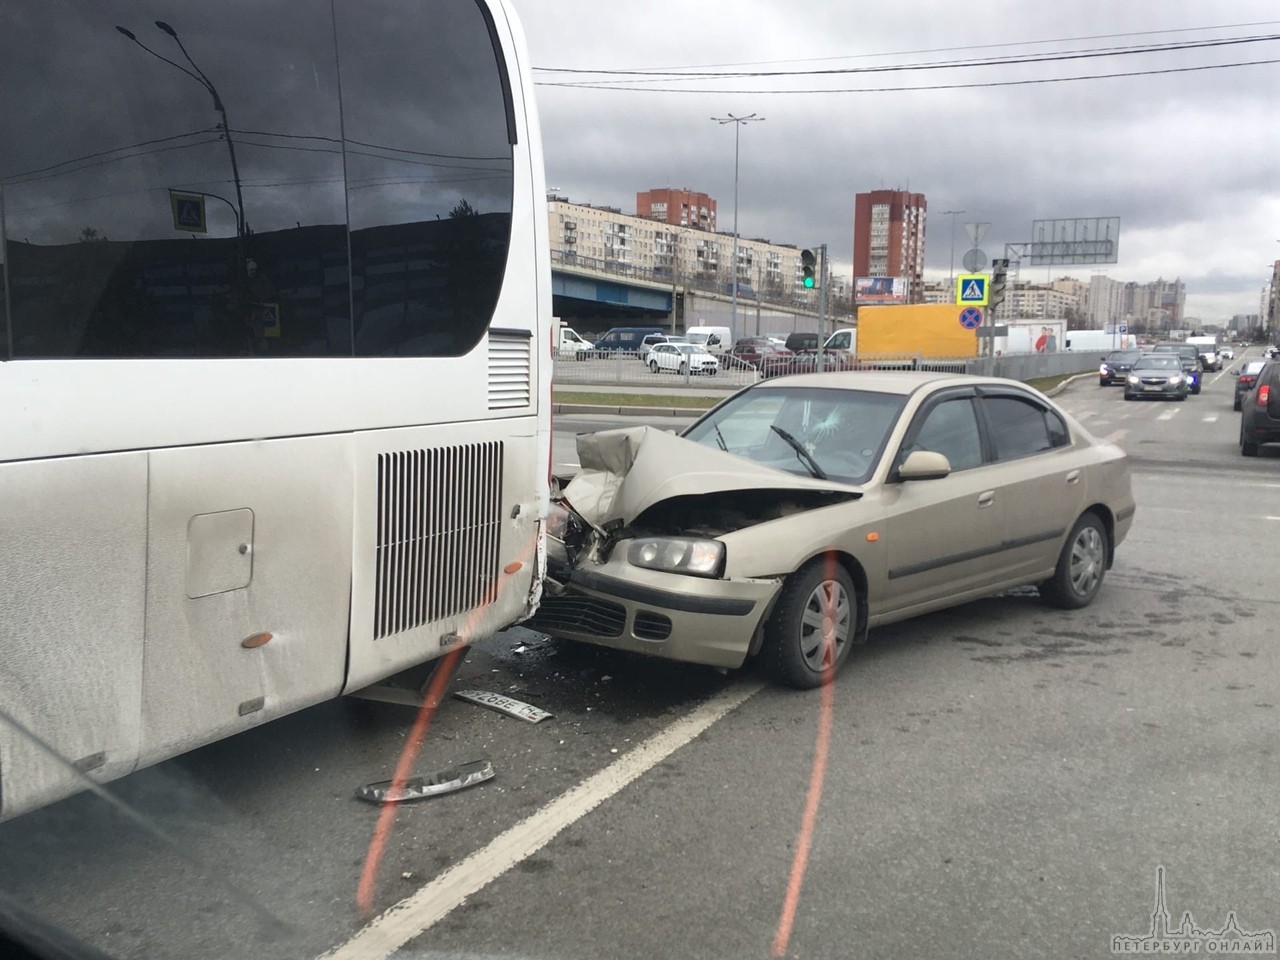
[898,450,952,481]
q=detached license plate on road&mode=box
[453,689,553,723]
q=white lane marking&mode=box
[1202,415,1219,423]
[321,680,765,960]
[1268,516,1280,521]
[1157,408,1180,421]
[1104,428,1128,443]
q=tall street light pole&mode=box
[712,113,764,340]
[115,22,246,245]
[941,209,964,292]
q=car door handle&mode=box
[1065,470,1081,485]
[977,491,995,507]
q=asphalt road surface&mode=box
[3,356,1277,960]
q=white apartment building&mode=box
[548,196,824,305]
[1088,275,1125,328]
[991,282,1080,321]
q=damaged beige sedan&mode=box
[531,372,1135,689]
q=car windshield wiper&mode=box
[713,423,728,451]
[769,424,827,479]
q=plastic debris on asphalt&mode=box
[355,759,495,804]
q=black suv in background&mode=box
[1239,360,1280,456]
[1099,349,1142,386]
[1151,343,1202,394]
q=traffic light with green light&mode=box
[801,248,816,289]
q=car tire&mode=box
[1242,419,1259,457]
[650,360,659,373]
[1123,392,1135,401]
[1192,384,1201,395]
[678,362,687,376]
[760,558,857,689]
[1177,394,1186,401]
[1038,512,1109,610]
[1098,380,1107,388]
[1233,398,1242,412]
[708,367,717,376]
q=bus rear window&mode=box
[0,0,513,360]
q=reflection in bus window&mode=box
[338,0,514,357]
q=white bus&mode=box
[0,0,551,820]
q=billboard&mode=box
[1029,217,1120,265]
[855,276,908,305]
[856,304,980,358]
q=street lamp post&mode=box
[115,22,246,245]
[712,113,764,341]
[941,209,964,291]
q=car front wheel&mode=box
[678,362,687,376]
[761,558,857,689]
[1039,512,1108,610]
[650,360,660,373]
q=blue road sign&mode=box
[956,274,989,305]
[169,191,207,234]
[959,307,983,330]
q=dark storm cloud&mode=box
[514,0,1280,318]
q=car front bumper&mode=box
[1125,381,1187,397]
[529,553,782,669]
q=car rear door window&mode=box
[982,395,1066,460]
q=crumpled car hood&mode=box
[563,425,863,528]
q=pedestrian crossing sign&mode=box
[956,274,989,305]
[169,190,207,234]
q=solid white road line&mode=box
[321,680,766,960]
[1157,408,1180,421]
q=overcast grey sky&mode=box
[512,0,1280,322]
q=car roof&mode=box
[752,370,1043,396]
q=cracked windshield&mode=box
[2,1,1278,958]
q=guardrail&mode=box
[552,349,1104,389]
[553,351,759,389]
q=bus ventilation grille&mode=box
[373,442,504,640]
[488,333,532,409]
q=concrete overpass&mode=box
[551,252,834,339]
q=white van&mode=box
[684,325,732,355]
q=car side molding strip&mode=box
[888,528,1065,580]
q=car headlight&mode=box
[1127,374,1140,384]
[1169,374,1183,384]
[1099,364,1110,375]
[627,537,725,578]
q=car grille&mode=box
[527,594,626,638]
[633,611,673,641]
